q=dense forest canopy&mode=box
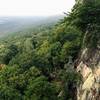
[0,0,100,100]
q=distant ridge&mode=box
[0,15,64,37]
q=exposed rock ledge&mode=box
[77,48,100,100]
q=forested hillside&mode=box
[0,0,100,100]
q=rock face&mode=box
[77,25,100,100]
[77,62,100,100]
[74,0,100,99]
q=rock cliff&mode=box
[77,24,100,100]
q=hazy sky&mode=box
[0,0,75,16]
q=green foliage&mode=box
[0,65,58,100]
[9,51,35,69]
[0,84,22,100]
[58,69,82,100]
[0,20,82,99]
[65,0,100,33]
[83,24,100,48]
[0,44,18,64]
[25,76,57,100]
[1,0,99,99]
[0,14,82,100]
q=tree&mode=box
[0,84,22,100]
[0,44,18,64]
[25,76,58,100]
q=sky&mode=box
[0,0,75,16]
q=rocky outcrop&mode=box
[77,61,100,100]
[77,25,100,100]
